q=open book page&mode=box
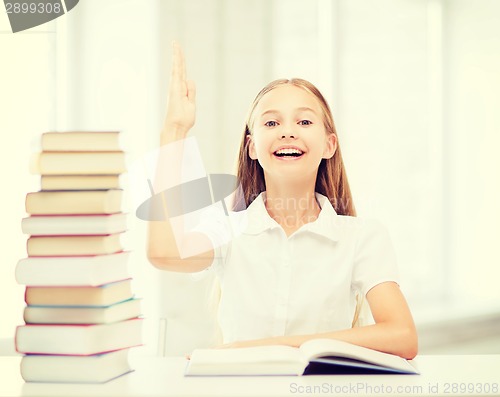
[186,345,307,376]
[299,339,419,374]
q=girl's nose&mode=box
[279,122,299,139]
[280,128,296,139]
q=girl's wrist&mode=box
[160,124,189,145]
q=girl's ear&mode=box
[323,133,337,159]
[247,135,258,160]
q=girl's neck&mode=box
[264,183,320,236]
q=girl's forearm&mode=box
[222,323,417,360]
[147,138,213,271]
[278,322,417,359]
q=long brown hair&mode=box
[233,78,356,216]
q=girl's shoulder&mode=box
[317,194,391,239]
[329,214,391,240]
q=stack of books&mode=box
[15,131,142,383]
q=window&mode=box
[0,16,56,340]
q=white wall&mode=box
[0,13,56,344]
[334,0,442,302]
[446,0,500,302]
[54,0,166,356]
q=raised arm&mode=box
[147,42,214,272]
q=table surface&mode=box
[0,355,499,397]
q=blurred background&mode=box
[1,0,500,357]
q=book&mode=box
[15,251,130,286]
[20,348,132,383]
[15,318,143,355]
[41,131,121,152]
[185,339,419,376]
[41,175,121,190]
[21,213,127,236]
[25,279,133,306]
[23,298,141,324]
[30,151,126,175]
[27,234,122,256]
[25,190,123,215]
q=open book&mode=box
[185,339,419,376]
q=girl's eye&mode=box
[298,120,313,126]
[264,120,279,127]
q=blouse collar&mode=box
[242,191,341,242]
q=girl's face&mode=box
[247,84,336,182]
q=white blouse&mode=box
[195,192,400,344]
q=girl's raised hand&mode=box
[162,41,196,142]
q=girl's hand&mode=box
[161,41,196,142]
[216,341,249,349]
[216,336,290,349]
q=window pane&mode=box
[0,33,55,339]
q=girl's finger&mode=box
[178,42,187,82]
[171,40,187,82]
[187,79,196,103]
[171,41,182,80]
[169,42,186,97]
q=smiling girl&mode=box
[147,43,418,360]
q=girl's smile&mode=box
[273,145,305,160]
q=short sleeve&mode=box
[351,219,400,296]
[190,205,247,281]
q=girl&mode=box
[148,42,418,360]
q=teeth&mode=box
[275,148,303,156]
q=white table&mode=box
[0,355,499,396]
